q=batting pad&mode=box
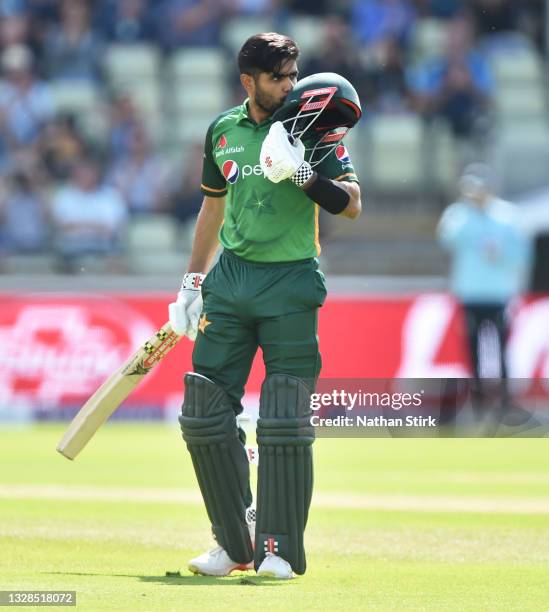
[255,374,315,575]
[179,373,253,564]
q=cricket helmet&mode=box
[273,72,362,167]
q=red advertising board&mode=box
[0,292,548,415]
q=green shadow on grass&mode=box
[43,572,290,587]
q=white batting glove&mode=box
[168,272,205,340]
[260,121,310,184]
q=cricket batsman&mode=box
[168,32,362,579]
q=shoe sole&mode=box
[257,569,293,580]
[188,564,229,577]
[188,564,253,577]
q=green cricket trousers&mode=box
[192,248,327,411]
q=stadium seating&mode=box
[127,214,186,274]
[51,80,108,144]
[490,49,543,86]
[492,124,549,196]
[171,82,230,115]
[495,85,547,123]
[411,18,445,63]
[103,44,161,85]
[168,47,228,81]
[51,80,101,115]
[287,16,324,61]
[222,17,274,54]
[367,114,425,194]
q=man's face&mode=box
[251,59,298,116]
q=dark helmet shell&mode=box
[273,72,362,138]
[273,72,362,166]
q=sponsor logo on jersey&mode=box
[217,134,227,148]
[215,144,245,158]
[336,145,350,163]
[222,160,239,184]
[242,164,263,178]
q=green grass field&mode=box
[1,424,548,611]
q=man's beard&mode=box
[255,88,284,115]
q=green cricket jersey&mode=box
[201,100,359,262]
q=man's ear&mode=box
[240,73,254,97]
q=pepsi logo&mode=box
[336,145,350,163]
[217,134,227,148]
[222,160,239,184]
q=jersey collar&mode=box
[237,99,273,128]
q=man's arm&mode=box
[187,195,226,273]
[437,204,467,251]
[337,180,361,220]
[299,171,362,221]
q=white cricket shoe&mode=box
[188,545,253,576]
[256,552,294,579]
[188,506,256,577]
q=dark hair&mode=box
[238,32,299,76]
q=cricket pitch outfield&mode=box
[1,424,548,611]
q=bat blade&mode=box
[56,322,180,460]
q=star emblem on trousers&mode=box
[198,314,211,334]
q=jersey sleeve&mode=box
[201,120,227,198]
[313,142,359,184]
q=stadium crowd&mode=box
[0,0,544,271]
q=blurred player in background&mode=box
[169,32,362,579]
[437,163,532,425]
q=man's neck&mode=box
[247,99,270,125]
[468,194,492,209]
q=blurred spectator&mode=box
[0,0,26,17]
[168,141,203,229]
[42,0,103,82]
[51,156,127,272]
[232,0,277,16]
[351,0,416,51]
[0,166,49,253]
[0,44,53,168]
[282,0,332,15]
[414,0,464,18]
[26,1,59,53]
[301,16,369,104]
[27,0,58,22]
[39,114,86,181]
[154,0,234,49]
[0,11,31,47]
[437,163,532,417]
[109,125,172,214]
[95,0,155,43]
[515,0,545,51]
[107,93,141,161]
[471,0,544,51]
[470,0,514,37]
[408,16,493,138]
[364,37,411,112]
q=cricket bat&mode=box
[57,322,181,460]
